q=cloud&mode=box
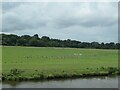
[2,2,22,11]
[2,2,118,42]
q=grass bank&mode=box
[2,46,119,81]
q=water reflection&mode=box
[2,76,119,88]
[0,81,2,89]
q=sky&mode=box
[1,2,118,43]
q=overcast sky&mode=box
[1,2,118,43]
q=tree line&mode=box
[1,34,120,49]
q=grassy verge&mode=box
[2,67,120,81]
[2,46,118,81]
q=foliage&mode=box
[107,67,118,74]
[1,34,120,49]
[10,69,23,76]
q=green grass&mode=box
[2,46,119,81]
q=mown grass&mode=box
[2,46,119,81]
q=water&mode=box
[2,76,118,88]
[0,81,2,89]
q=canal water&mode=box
[0,81,1,89]
[2,76,119,88]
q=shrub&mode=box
[116,68,120,74]
[39,73,45,79]
[10,69,24,76]
[107,67,117,74]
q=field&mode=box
[2,46,119,81]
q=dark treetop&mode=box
[1,34,120,49]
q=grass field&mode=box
[2,46,119,81]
